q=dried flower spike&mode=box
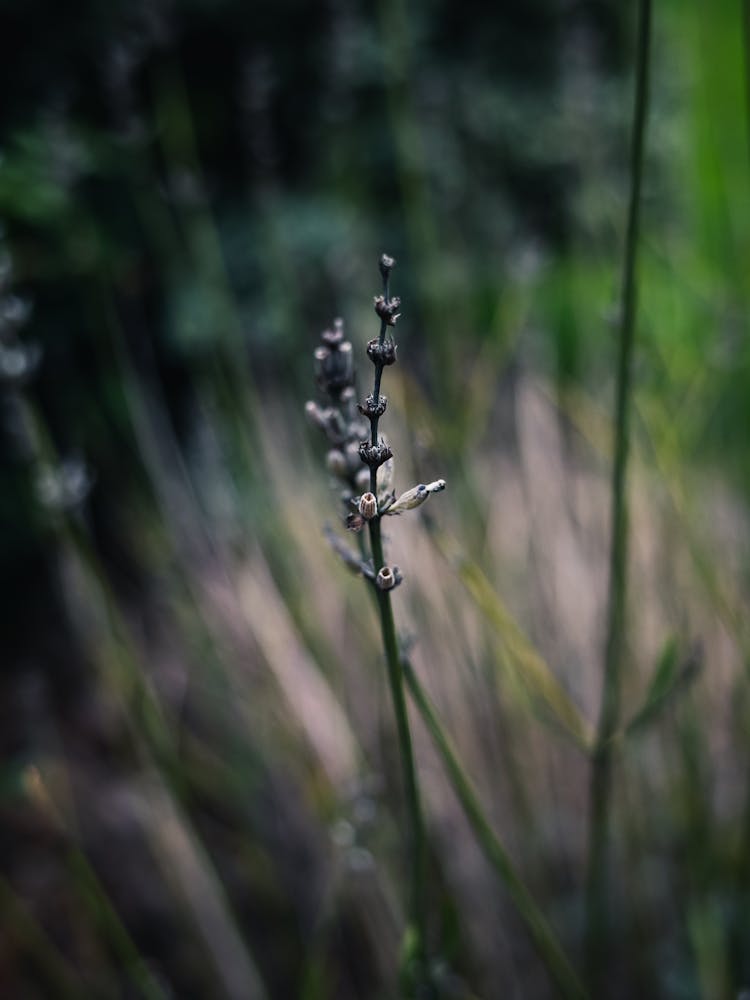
[306,253,447,994]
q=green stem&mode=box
[586,0,652,989]
[743,0,750,173]
[365,262,430,992]
[403,660,587,1000]
[369,518,428,977]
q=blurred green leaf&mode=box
[624,638,702,740]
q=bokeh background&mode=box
[2,0,750,997]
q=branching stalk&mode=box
[367,267,430,992]
[308,256,444,994]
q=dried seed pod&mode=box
[376,566,397,590]
[305,401,345,441]
[358,393,387,420]
[305,399,324,426]
[346,511,365,532]
[326,449,348,478]
[315,339,354,394]
[358,439,393,469]
[385,479,446,515]
[366,338,397,367]
[379,254,396,279]
[358,492,378,520]
[373,295,401,326]
[321,318,345,348]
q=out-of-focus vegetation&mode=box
[2,0,750,997]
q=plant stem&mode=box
[585,0,652,989]
[367,265,430,991]
[372,519,429,973]
[743,0,750,174]
[403,659,587,1000]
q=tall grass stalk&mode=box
[402,659,587,1000]
[585,0,652,988]
[13,393,269,1000]
[24,766,168,1000]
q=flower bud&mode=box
[366,338,397,367]
[379,254,396,280]
[326,449,348,478]
[358,393,387,420]
[358,492,378,520]
[321,317,345,348]
[373,295,401,326]
[358,439,393,469]
[384,479,446,515]
[315,339,354,394]
[305,401,347,442]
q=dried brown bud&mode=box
[326,449,348,478]
[366,338,397,367]
[358,393,387,420]
[359,439,393,469]
[321,318,345,348]
[358,492,378,520]
[373,295,401,326]
[376,566,402,591]
[379,254,396,279]
[305,401,347,442]
[346,511,365,532]
[305,400,331,430]
[315,339,354,394]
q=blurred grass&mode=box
[2,1,750,997]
